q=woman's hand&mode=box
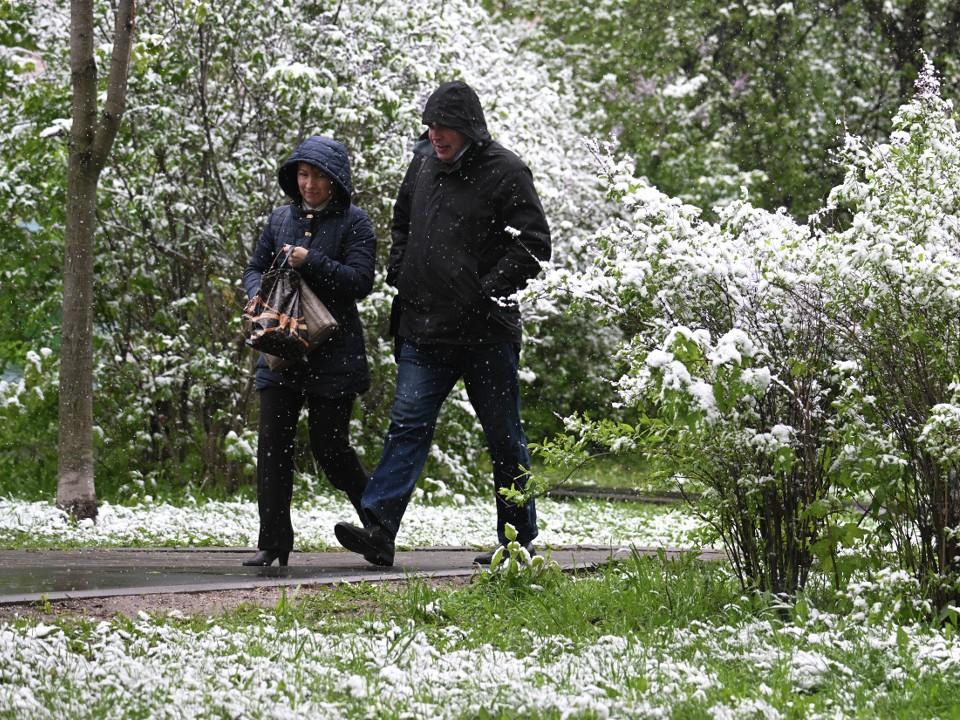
[282,244,308,268]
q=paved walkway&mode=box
[0,546,726,605]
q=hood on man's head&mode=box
[421,81,492,146]
[278,136,353,209]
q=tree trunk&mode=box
[57,0,136,520]
[57,154,99,518]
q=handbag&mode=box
[263,277,339,371]
[242,248,339,371]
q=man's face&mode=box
[428,124,467,164]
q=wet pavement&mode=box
[0,545,726,605]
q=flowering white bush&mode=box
[537,58,960,604]
[816,55,960,608]
[0,0,608,497]
[536,154,841,595]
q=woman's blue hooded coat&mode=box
[243,137,376,397]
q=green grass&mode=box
[2,473,958,718]
[418,551,728,645]
[5,553,958,718]
[531,453,683,493]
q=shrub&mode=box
[535,59,960,611]
[0,0,608,499]
[817,56,960,610]
[535,150,847,596]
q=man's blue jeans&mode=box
[361,340,537,546]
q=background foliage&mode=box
[3,0,960,608]
[0,0,608,500]
[489,0,960,218]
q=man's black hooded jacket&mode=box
[388,81,552,344]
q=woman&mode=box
[242,136,376,567]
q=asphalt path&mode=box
[0,545,726,605]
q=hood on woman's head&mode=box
[278,136,353,208]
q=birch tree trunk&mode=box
[57,0,136,519]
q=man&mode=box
[334,80,552,567]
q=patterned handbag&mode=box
[242,251,310,363]
[262,278,339,371]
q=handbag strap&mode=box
[264,244,295,272]
[264,207,302,271]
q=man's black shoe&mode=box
[335,521,395,567]
[474,541,536,565]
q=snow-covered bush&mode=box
[535,150,845,595]
[0,0,608,498]
[817,56,960,609]
[536,58,960,607]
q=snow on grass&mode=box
[0,495,711,550]
[2,497,958,719]
[3,599,959,719]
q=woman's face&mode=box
[297,163,333,206]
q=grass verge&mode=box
[3,553,959,719]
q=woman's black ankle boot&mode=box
[242,549,290,567]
